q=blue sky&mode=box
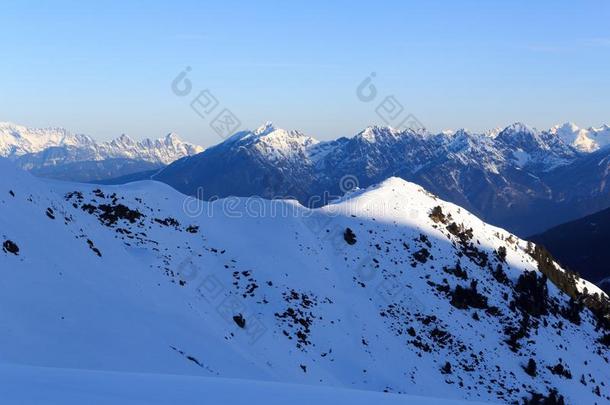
[1,0,609,145]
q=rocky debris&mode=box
[86,239,102,257]
[2,239,19,255]
[344,228,357,245]
[233,314,246,328]
[523,358,537,377]
[186,225,199,233]
[450,281,488,310]
[154,217,180,228]
[548,361,572,379]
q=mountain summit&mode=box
[549,122,610,152]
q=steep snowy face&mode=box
[550,122,610,153]
[216,122,323,166]
[228,122,320,160]
[495,123,578,171]
[0,122,203,166]
[442,129,506,174]
[355,125,406,143]
[247,122,321,163]
[320,126,438,180]
[1,160,608,404]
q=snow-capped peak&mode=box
[254,121,276,136]
[99,132,204,164]
[226,122,307,144]
[164,132,181,143]
[451,128,473,137]
[484,127,503,138]
[112,133,136,147]
[503,122,538,135]
[594,124,610,131]
[549,122,610,152]
[495,122,545,147]
[356,125,404,143]
[0,122,203,165]
[0,121,95,157]
[556,121,579,132]
[215,122,321,165]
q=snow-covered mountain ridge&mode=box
[213,120,610,169]
[0,121,203,165]
[549,122,610,153]
[2,120,607,175]
[154,120,610,236]
[1,159,608,404]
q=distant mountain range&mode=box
[0,122,203,182]
[153,121,610,236]
[4,120,610,237]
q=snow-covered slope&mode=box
[0,121,203,166]
[1,159,608,404]
[0,364,483,405]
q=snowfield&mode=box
[0,364,486,405]
[0,158,608,404]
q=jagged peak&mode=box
[362,125,395,132]
[552,122,580,132]
[164,132,181,141]
[591,123,610,132]
[0,122,78,143]
[225,122,306,143]
[112,133,135,146]
[546,122,610,152]
[157,132,194,148]
[495,123,545,148]
[232,122,313,146]
[484,127,503,138]
[356,125,407,142]
[451,128,473,137]
[436,128,491,139]
[0,121,66,132]
[253,121,276,136]
[502,122,538,134]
